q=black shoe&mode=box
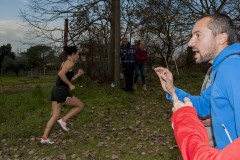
[122,88,134,92]
[127,88,134,92]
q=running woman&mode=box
[41,46,84,144]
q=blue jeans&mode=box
[134,63,145,85]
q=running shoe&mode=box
[40,138,54,144]
[57,118,69,132]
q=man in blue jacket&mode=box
[155,13,240,149]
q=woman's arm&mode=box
[72,69,84,81]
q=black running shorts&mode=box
[51,86,72,103]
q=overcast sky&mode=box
[0,0,29,52]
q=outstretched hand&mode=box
[154,67,175,95]
[172,92,193,112]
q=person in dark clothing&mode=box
[133,40,148,91]
[120,38,135,92]
[41,46,84,144]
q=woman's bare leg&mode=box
[62,96,84,122]
[42,102,61,138]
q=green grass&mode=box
[0,69,205,159]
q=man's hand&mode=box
[154,67,175,95]
[172,92,193,112]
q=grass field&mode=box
[0,68,205,160]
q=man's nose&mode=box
[188,37,195,47]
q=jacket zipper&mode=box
[221,124,233,143]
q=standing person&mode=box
[133,40,148,91]
[155,13,240,149]
[120,38,135,92]
[170,92,240,160]
[41,46,84,144]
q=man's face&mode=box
[188,17,217,64]
[122,39,128,46]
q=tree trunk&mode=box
[114,0,120,87]
[108,0,115,81]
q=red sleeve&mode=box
[171,107,240,160]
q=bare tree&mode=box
[135,0,190,66]
[179,0,240,30]
[20,0,239,76]
[21,0,113,79]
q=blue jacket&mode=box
[167,43,240,149]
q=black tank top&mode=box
[55,70,74,88]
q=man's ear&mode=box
[218,32,228,45]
